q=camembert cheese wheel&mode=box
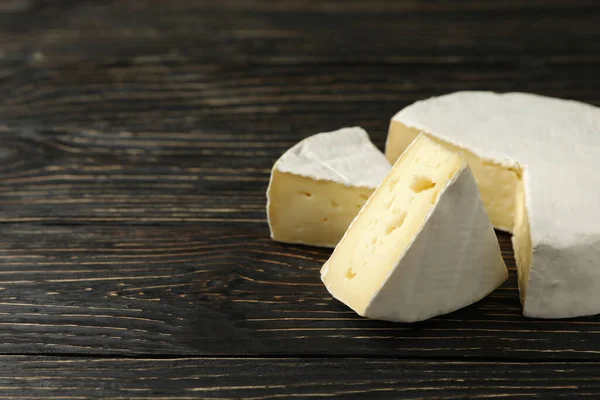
[387,91,600,319]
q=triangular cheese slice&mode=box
[387,91,600,319]
[267,127,391,247]
[321,134,508,322]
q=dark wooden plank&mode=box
[0,356,599,399]
[1,62,600,133]
[0,0,599,366]
[1,0,599,66]
[1,223,600,359]
[0,18,599,359]
[0,64,598,222]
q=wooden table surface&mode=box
[1,0,600,398]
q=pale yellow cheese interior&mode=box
[513,179,532,303]
[323,135,464,314]
[387,122,521,232]
[267,170,373,247]
[386,120,533,304]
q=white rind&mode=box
[274,127,391,188]
[364,165,508,323]
[392,91,600,319]
[266,127,391,248]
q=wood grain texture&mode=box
[1,63,599,134]
[1,0,600,396]
[2,0,600,66]
[0,356,599,399]
[1,224,600,359]
[0,64,599,221]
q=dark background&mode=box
[1,0,600,398]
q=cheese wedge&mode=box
[386,91,600,319]
[321,134,508,323]
[267,127,391,247]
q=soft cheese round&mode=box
[393,91,600,248]
[275,127,391,189]
[392,91,600,318]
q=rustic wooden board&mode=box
[2,0,600,66]
[2,78,600,358]
[0,356,599,399]
[1,0,600,397]
[1,63,599,223]
[2,223,600,359]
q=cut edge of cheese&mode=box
[512,176,532,306]
[386,118,532,313]
[267,127,391,247]
[267,169,375,247]
[321,134,508,322]
[386,122,522,233]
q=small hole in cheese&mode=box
[359,194,369,201]
[385,211,407,235]
[299,191,312,197]
[345,268,357,280]
[323,217,328,222]
[410,175,436,193]
[331,201,339,207]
